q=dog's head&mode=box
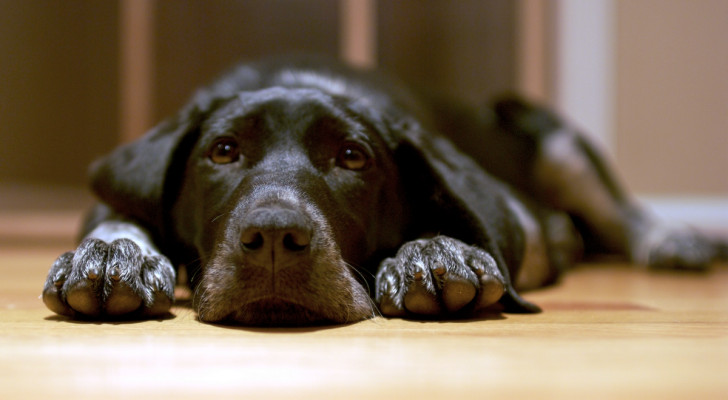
[174,85,412,325]
[89,59,534,325]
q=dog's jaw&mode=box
[193,250,375,326]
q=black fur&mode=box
[43,56,726,325]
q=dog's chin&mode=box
[204,297,348,327]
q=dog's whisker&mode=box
[210,211,232,224]
[341,261,382,320]
[344,260,375,280]
[192,284,213,321]
[367,295,383,320]
[344,261,373,293]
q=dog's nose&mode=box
[239,207,312,268]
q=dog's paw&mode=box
[42,238,175,319]
[375,236,506,317]
[633,225,722,271]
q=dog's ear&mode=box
[89,94,216,231]
[395,120,541,313]
[89,64,267,231]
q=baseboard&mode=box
[638,195,728,235]
[0,210,83,247]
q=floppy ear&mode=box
[395,120,541,313]
[90,63,270,231]
[89,97,214,232]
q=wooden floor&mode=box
[0,243,726,400]
[0,182,726,400]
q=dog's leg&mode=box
[494,98,723,270]
[42,204,175,319]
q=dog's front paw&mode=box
[375,236,506,318]
[42,238,175,319]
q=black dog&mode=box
[43,56,726,325]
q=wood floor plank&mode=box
[1,246,726,399]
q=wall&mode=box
[0,1,119,186]
[615,0,728,196]
[378,0,517,104]
[152,0,341,123]
[0,0,517,188]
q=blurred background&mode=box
[1,0,726,245]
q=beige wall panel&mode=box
[616,0,728,195]
[0,1,119,186]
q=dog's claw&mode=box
[65,281,103,317]
[42,238,175,320]
[474,274,505,309]
[105,284,143,316]
[375,236,506,318]
[404,280,442,315]
[442,278,477,312]
[109,265,122,281]
[379,294,407,317]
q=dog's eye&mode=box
[208,138,240,164]
[337,143,371,171]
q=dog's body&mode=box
[43,56,726,325]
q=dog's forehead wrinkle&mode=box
[204,101,245,134]
[274,69,391,112]
[236,86,337,112]
[205,88,374,156]
[275,69,351,97]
